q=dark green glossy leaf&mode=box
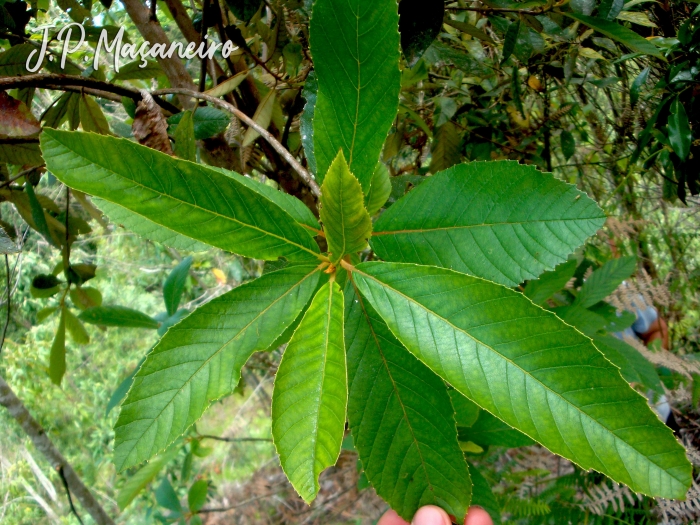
[501,20,520,64]
[225,0,262,23]
[41,129,320,262]
[272,281,346,503]
[560,130,575,160]
[115,265,320,471]
[163,256,192,317]
[168,107,229,140]
[593,335,663,395]
[310,0,401,191]
[79,306,159,329]
[372,161,606,287]
[155,477,182,514]
[345,284,472,521]
[669,97,691,161]
[365,162,392,216]
[352,261,691,498]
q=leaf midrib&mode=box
[352,265,685,487]
[47,132,320,260]
[117,266,319,469]
[372,217,604,236]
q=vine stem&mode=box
[153,87,322,198]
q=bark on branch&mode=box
[0,374,116,525]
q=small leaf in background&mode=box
[511,66,525,119]
[0,227,18,254]
[283,42,303,76]
[668,97,691,161]
[574,256,637,308]
[168,107,230,141]
[49,307,67,385]
[132,92,173,155]
[429,122,461,173]
[225,0,262,23]
[30,274,61,298]
[616,11,657,27]
[212,268,227,285]
[433,96,457,127]
[25,183,57,248]
[37,307,58,324]
[501,19,521,64]
[79,305,159,329]
[121,96,136,119]
[117,446,178,510]
[69,286,103,310]
[79,94,111,135]
[459,410,534,448]
[365,162,392,215]
[70,263,97,284]
[112,60,164,81]
[319,152,372,264]
[468,462,503,524]
[65,309,90,345]
[155,477,182,514]
[398,0,445,66]
[599,0,624,20]
[188,480,209,513]
[630,66,650,106]
[106,358,145,415]
[0,91,41,137]
[173,110,196,162]
[560,130,576,160]
[204,70,249,98]
[163,256,193,316]
[300,71,317,175]
[524,259,578,305]
[242,90,275,147]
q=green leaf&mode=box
[49,307,67,385]
[70,286,103,310]
[449,389,481,428]
[351,262,691,498]
[365,162,392,216]
[669,97,691,161]
[79,94,110,135]
[345,285,472,521]
[113,60,164,81]
[502,20,521,64]
[524,259,578,305]
[107,359,145,416]
[398,0,445,66]
[0,44,40,76]
[25,183,56,247]
[272,281,347,503]
[115,264,319,471]
[429,122,461,173]
[320,152,372,264]
[630,66,650,106]
[41,129,320,262]
[242,90,275,147]
[79,306,159,329]
[310,0,401,191]
[37,307,58,323]
[155,477,182,513]
[560,130,576,160]
[468,462,502,524]
[116,446,178,510]
[204,70,249,98]
[372,161,606,287]
[459,410,534,448]
[0,142,43,166]
[300,71,318,175]
[593,335,663,395]
[173,110,196,162]
[167,107,229,140]
[564,13,665,59]
[225,0,262,22]
[65,309,90,345]
[574,256,636,308]
[188,480,209,512]
[31,274,61,298]
[0,227,18,254]
[94,198,209,253]
[163,256,192,317]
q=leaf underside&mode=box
[114,265,320,471]
[272,281,347,503]
[40,129,319,262]
[310,0,401,192]
[372,161,606,287]
[352,262,691,499]
[345,284,472,522]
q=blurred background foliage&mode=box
[0,0,699,522]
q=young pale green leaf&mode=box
[79,306,159,329]
[372,161,606,287]
[94,198,210,253]
[669,97,691,161]
[242,90,275,147]
[524,259,578,305]
[310,0,401,192]
[49,306,67,385]
[114,265,320,471]
[564,13,665,58]
[351,262,692,498]
[173,110,196,162]
[40,129,320,262]
[272,281,347,503]
[345,285,472,522]
[365,162,392,216]
[65,309,90,345]
[574,256,636,308]
[320,152,372,264]
[163,256,192,317]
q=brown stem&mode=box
[0,375,116,525]
[153,87,321,197]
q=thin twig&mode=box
[153,88,321,198]
[0,255,10,355]
[198,434,272,443]
[57,466,85,525]
[0,165,45,189]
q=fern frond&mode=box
[582,481,640,516]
